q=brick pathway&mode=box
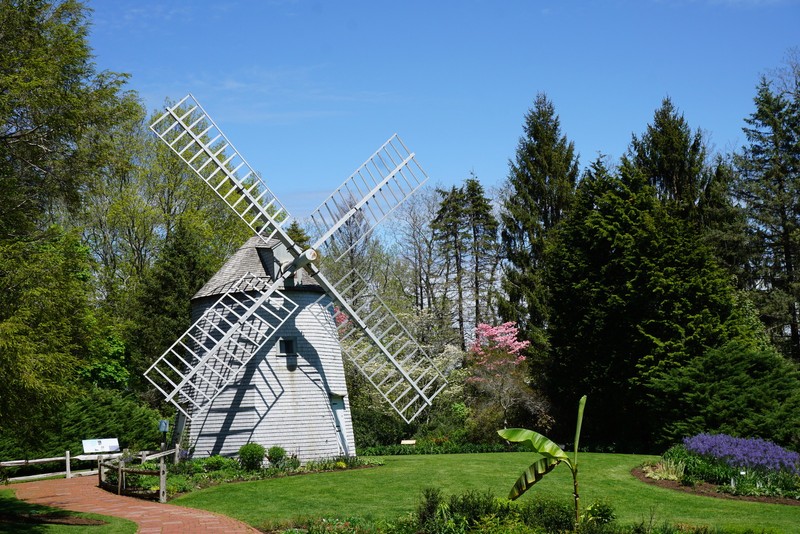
[12,475,260,533]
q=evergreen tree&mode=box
[498,93,579,353]
[544,161,765,450]
[695,157,753,284]
[736,72,800,360]
[0,229,94,432]
[286,220,311,250]
[463,176,500,328]
[128,218,218,391]
[626,98,751,280]
[431,176,499,349]
[626,97,708,216]
[649,340,800,449]
[433,185,469,349]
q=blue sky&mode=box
[88,0,799,218]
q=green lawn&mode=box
[173,452,800,532]
[0,489,136,534]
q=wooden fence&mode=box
[98,448,177,503]
[2,446,180,504]
[0,451,123,482]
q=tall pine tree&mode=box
[463,176,499,328]
[625,97,708,216]
[736,72,800,361]
[432,176,499,349]
[625,98,750,282]
[498,93,579,353]
[433,185,469,349]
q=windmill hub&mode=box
[290,248,318,269]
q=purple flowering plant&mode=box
[683,433,799,475]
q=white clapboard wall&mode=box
[185,237,355,460]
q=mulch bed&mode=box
[631,467,800,506]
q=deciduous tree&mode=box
[0,0,137,239]
[0,0,137,429]
[466,322,551,434]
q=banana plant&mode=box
[498,395,587,525]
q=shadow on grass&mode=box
[0,489,107,532]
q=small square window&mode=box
[278,337,296,356]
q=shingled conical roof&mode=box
[193,236,321,300]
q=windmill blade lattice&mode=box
[309,134,428,260]
[144,274,299,419]
[314,269,447,423]
[150,94,291,242]
[146,94,446,424]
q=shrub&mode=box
[415,487,444,532]
[201,454,239,472]
[412,488,592,534]
[238,443,265,471]
[650,341,800,450]
[283,454,301,471]
[582,500,615,525]
[664,444,738,485]
[516,498,574,532]
[447,490,509,527]
[169,459,205,476]
[0,386,163,476]
[267,445,286,466]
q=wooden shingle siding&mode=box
[187,288,355,461]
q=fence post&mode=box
[98,455,104,485]
[159,455,167,504]
[117,457,124,495]
[65,450,71,479]
[173,444,180,464]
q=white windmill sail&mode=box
[145,94,446,423]
[144,274,298,419]
[150,94,292,240]
[312,268,446,423]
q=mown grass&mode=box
[0,489,136,534]
[173,452,800,532]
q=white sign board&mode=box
[82,438,120,454]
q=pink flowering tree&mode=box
[467,322,552,431]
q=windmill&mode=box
[145,94,447,459]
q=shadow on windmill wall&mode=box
[196,351,284,457]
[188,293,354,460]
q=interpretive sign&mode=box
[82,438,120,453]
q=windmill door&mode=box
[329,395,349,456]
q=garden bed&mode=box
[631,467,800,506]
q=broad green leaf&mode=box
[507,456,561,500]
[498,428,569,462]
[573,395,587,460]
